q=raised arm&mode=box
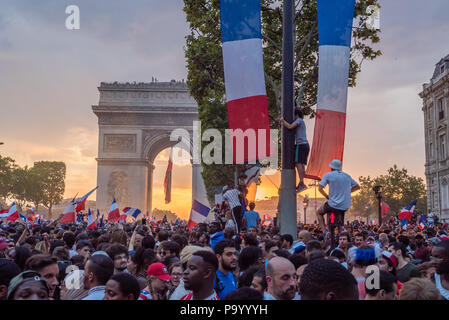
[280,117,299,130]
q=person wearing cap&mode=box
[316,159,360,232]
[280,108,310,193]
[7,270,50,300]
[0,258,21,300]
[222,185,244,234]
[139,262,172,300]
[378,250,403,296]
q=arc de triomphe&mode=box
[92,80,199,215]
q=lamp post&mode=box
[373,185,383,226]
[303,195,310,225]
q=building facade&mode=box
[420,54,449,222]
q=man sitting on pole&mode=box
[280,107,309,193]
[316,160,360,232]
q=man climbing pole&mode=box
[280,107,310,193]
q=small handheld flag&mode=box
[108,198,120,221]
[87,209,97,230]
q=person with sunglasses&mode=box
[7,270,50,300]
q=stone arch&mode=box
[93,81,198,215]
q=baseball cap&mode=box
[7,270,49,299]
[0,237,8,251]
[381,251,398,268]
[146,262,172,281]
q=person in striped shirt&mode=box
[222,186,244,233]
[181,251,220,300]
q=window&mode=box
[429,142,433,158]
[428,104,433,121]
[438,99,445,120]
[441,64,445,74]
[440,134,446,159]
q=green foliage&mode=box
[183,0,382,198]
[32,161,66,218]
[152,208,180,222]
[351,165,427,219]
[0,156,17,202]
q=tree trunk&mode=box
[48,204,52,219]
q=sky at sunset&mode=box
[1,0,449,220]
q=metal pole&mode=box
[304,206,307,225]
[378,194,382,226]
[279,0,297,239]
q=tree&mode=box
[10,166,31,211]
[0,155,17,204]
[33,161,66,218]
[351,165,427,220]
[183,0,382,198]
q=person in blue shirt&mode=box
[213,239,238,300]
[243,202,261,232]
[208,222,225,251]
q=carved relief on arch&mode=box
[107,170,130,207]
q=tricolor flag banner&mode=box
[36,215,41,225]
[188,200,210,230]
[20,214,27,223]
[0,209,9,219]
[60,201,76,224]
[96,209,100,221]
[220,0,272,163]
[187,163,211,230]
[75,186,99,213]
[87,209,96,230]
[108,198,120,221]
[399,200,416,221]
[123,207,141,220]
[164,148,173,204]
[418,214,427,230]
[245,165,260,203]
[6,203,20,222]
[381,201,390,217]
[305,0,356,180]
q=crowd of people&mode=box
[0,158,448,301]
[0,204,448,300]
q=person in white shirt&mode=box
[222,186,244,233]
[316,159,360,232]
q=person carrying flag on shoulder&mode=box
[280,107,310,193]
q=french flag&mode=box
[20,214,27,223]
[0,209,9,219]
[305,0,356,180]
[6,203,19,222]
[108,198,120,222]
[220,0,272,163]
[150,216,157,227]
[188,200,210,230]
[87,209,97,230]
[28,208,37,222]
[60,201,76,224]
[123,207,141,220]
[399,200,416,221]
[75,186,99,213]
[164,148,173,204]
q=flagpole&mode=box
[278,0,297,239]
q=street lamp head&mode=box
[373,185,382,194]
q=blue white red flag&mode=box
[87,209,96,229]
[399,200,416,221]
[164,148,173,204]
[75,186,99,213]
[220,0,273,163]
[6,203,19,222]
[123,207,141,220]
[108,198,120,221]
[305,0,356,180]
[61,201,76,224]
